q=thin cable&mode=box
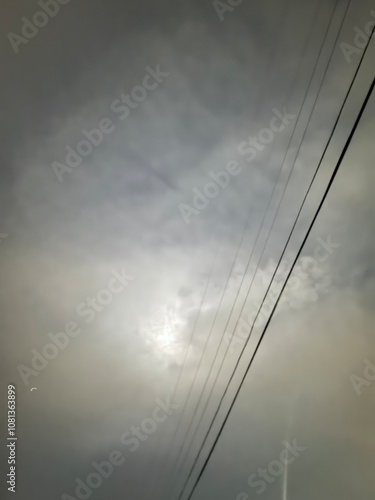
[182,72,375,500]
[175,14,355,500]
[160,213,257,465]
[151,0,340,495]
[136,242,220,499]
[149,1,293,498]
[169,0,342,491]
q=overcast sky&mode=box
[0,0,374,499]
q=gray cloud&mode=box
[0,0,374,499]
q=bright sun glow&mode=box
[141,304,185,360]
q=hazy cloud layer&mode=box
[0,0,374,499]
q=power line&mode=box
[137,242,220,499]
[147,2,295,498]
[178,46,375,500]
[168,0,344,494]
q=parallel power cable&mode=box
[177,34,375,500]
[145,2,294,499]
[135,242,220,498]
[167,0,344,494]
[181,72,375,500]
[147,0,344,496]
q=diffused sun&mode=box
[141,305,185,361]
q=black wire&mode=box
[178,39,375,500]
[137,242,221,499]
[144,220,249,500]
[182,73,375,500]
[155,205,261,492]
[148,0,345,496]
[169,0,342,493]
[149,2,294,499]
